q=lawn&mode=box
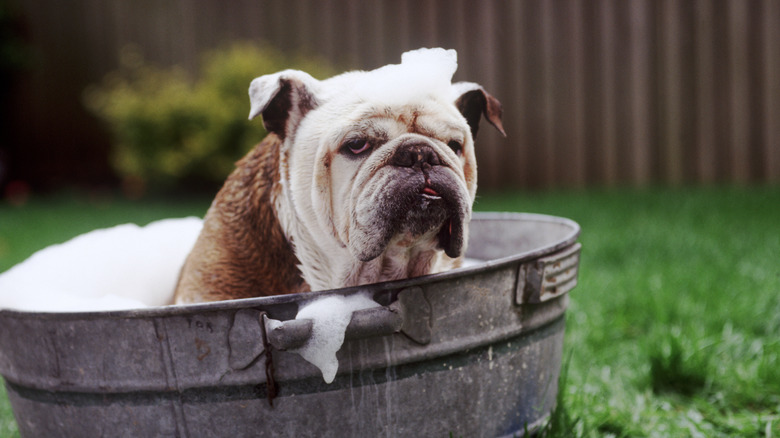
[1,186,778,437]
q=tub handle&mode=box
[260,286,433,352]
[517,243,581,304]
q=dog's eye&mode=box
[343,139,371,155]
[447,140,463,156]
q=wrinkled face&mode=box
[292,98,477,263]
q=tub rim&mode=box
[0,212,580,321]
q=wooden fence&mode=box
[7,0,780,190]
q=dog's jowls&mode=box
[174,48,504,304]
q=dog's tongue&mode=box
[422,186,439,197]
[438,217,464,258]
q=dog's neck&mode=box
[279,195,456,290]
[339,231,453,287]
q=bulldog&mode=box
[174,48,504,304]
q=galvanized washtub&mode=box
[0,212,580,438]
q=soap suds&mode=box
[291,292,380,383]
[323,47,459,106]
[0,217,202,312]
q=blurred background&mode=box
[0,0,779,199]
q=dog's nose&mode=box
[391,143,441,168]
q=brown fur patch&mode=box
[174,134,309,303]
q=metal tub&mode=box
[0,212,580,438]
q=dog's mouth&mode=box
[349,162,471,263]
[435,216,463,258]
[386,173,468,258]
[417,184,463,258]
[421,185,441,198]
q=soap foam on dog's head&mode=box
[325,48,459,107]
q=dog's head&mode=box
[248,48,504,284]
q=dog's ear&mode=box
[452,82,506,139]
[248,70,320,139]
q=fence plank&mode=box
[628,0,654,185]
[566,0,587,187]
[762,0,780,181]
[693,0,717,183]
[727,0,752,183]
[598,0,619,186]
[659,0,684,184]
[499,0,531,189]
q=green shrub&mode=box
[84,43,335,195]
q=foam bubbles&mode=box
[325,47,459,106]
[400,47,458,80]
[0,217,203,312]
[291,292,380,383]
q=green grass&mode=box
[475,186,780,437]
[1,186,779,437]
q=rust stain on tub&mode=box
[195,337,211,361]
